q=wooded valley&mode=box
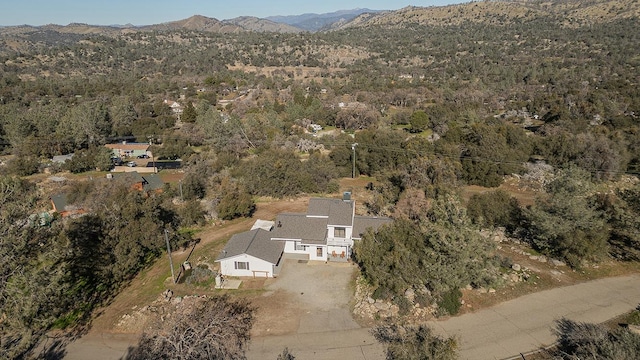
[1,0,639,358]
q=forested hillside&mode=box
[1,0,639,358]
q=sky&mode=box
[1,0,467,26]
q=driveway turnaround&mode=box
[428,274,640,360]
[246,259,385,360]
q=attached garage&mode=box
[216,228,284,278]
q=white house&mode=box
[215,195,391,278]
[163,99,183,114]
[215,228,284,278]
[271,195,391,262]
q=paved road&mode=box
[63,332,138,360]
[427,274,640,360]
[248,328,384,360]
[62,273,640,360]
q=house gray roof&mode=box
[216,228,284,264]
[307,198,332,217]
[112,172,164,192]
[328,200,354,226]
[51,194,68,212]
[307,198,354,226]
[271,213,328,244]
[142,173,164,192]
[113,171,144,183]
[353,216,393,239]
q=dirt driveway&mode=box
[247,259,385,360]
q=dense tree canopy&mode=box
[0,175,190,358]
[355,195,498,312]
[521,168,609,267]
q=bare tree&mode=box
[372,324,457,360]
[276,347,295,360]
[125,295,254,360]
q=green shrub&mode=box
[184,265,215,286]
[554,318,640,359]
[217,187,255,220]
[467,190,522,231]
[437,288,462,316]
[5,156,40,176]
[373,324,457,360]
[628,310,640,326]
[414,291,433,309]
[178,199,206,227]
[393,295,412,316]
[372,286,392,301]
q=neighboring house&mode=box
[215,228,285,278]
[50,193,84,218]
[105,142,150,158]
[271,196,391,262]
[163,99,183,114]
[216,195,391,278]
[112,171,164,193]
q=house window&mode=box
[317,247,323,257]
[295,242,306,251]
[234,261,249,270]
[334,227,346,238]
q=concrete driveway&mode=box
[61,263,640,360]
[246,259,385,360]
[428,274,640,360]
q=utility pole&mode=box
[148,135,157,173]
[351,143,358,178]
[179,180,183,201]
[164,229,176,284]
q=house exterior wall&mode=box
[106,144,150,158]
[218,254,276,278]
[110,148,149,158]
[326,225,353,246]
[328,245,350,259]
[128,149,148,157]
[272,259,284,277]
[281,240,327,261]
[308,245,327,261]
[282,239,308,255]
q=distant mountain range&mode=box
[265,8,383,32]
[139,8,383,33]
[223,16,301,33]
[0,1,637,37]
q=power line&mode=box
[2,132,639,178]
